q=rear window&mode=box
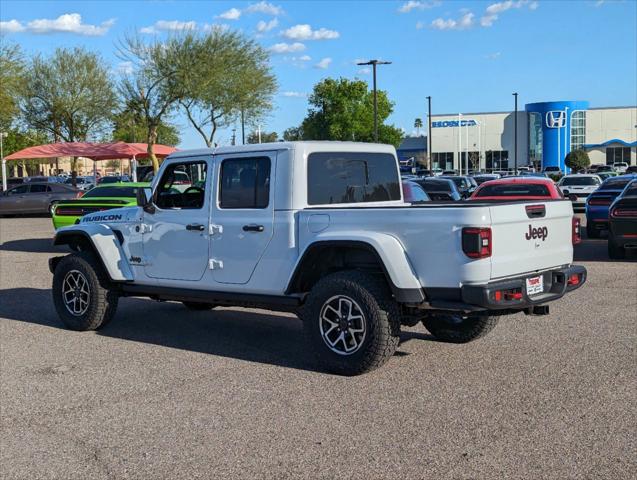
[420,180,452,193]
[624,181,637,196]
[83,186,139,198]
[307,152,400,205]
[599,178,633,190]
[560,177,600,186]
[476,183,551,197]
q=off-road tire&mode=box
[608,236,626,260]
[52,252,119,331]
[300,270,401,376]
[422,314,499,343]
[182,301,216,311]
[586,224,600,239]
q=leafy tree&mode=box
[414,118,423,136]
[118,34,186,172]
[111,102,180,146]
[0,42,25,130]
[283,127,303,141]
[294,78,403,147]
[565,149,591,172]
[21,47,117,143]
[171,29,277,147]
[247,130,277,144]
[1,129,50,180]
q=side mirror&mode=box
[137,187,155,213]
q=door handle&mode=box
[186,223,205,231]
[242,224,264,232]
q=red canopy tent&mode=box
[3,141,177,185]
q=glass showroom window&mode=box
[486,151,509,171]
[606,147,631,165]
[570,111,586,151]
[432,152,454,170]
[528,112,543,167]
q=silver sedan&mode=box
[0,182,79,215]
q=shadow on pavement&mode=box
[0,238,67,254]
[574,238,637,262]
[0,288,426,373]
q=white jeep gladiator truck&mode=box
[49,142,586,375]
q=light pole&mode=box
[426,96,432,170]
[1,132,7,192]
[458,113,462,174]
[357,59,392,142]
[513,92,518,174]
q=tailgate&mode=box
[489,201,573,279]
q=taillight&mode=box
[588,197,611,206]
[75,191,84,198]
[462,227,492,259]
[611,207,637,218]
[572,217,581,245]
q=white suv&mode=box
[558,174,602,210]
[613,162,628,173]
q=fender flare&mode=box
[287,233,424,303]
[53,225,134,282]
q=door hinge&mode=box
[209,259,224,270]
[209,224,223,235]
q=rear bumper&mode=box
[425,265,587,312]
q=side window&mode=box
[307,152,401,205]
[219,157,271,209]
[155,161,207,209]
[8,185,29,195]
[29,184,49,193]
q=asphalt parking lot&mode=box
[1,215,635,480]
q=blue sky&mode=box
[1,0,636,148]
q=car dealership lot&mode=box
[1,216,635,479]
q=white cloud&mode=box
[299,55,311,61]
[0,19,26,33]
[117,61,133,75]
[314,57,332,69]
[281,91,307,97]
[140,20,197,34]
[357,67,371,75]
[217,8,242,20]
[398,1,441,13]
[431,12,475,30]
[481,0,538,27]
[256,18,278,33]
[281,24,340,41]
[268,42,306,54]
[246,1,284,16]
[3,14,116,36]
[416,20,425,29]
[595,0,606,6]
[485,52,501,59]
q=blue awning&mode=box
[583,138,637,149]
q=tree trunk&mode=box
[147,125,159,174]
[71,157,78,187]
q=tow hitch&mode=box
[525,305,550,316]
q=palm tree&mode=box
[414,118,423,136]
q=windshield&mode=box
[420,180,452,193]
[82,186,139,198]
[599,178,634,190]
[560,177,600,186]
[476,183,551,197]
[623,182,637,196]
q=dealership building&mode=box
[401,101,636,173]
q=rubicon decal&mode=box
[525,225,548,241]
[82,214,123,222]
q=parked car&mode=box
[625,166,637,174]
[414,168,434,177]
[439,175,476,198]
[595,165,615,173]
[542,166,562,175]
[557,174,602,211]
[51,183,150,230]
[65,176,95,191]
[1,177,25,192]
[401,180,430,204]
[597,171,618,181]
[442,170,458,176]
[25,176,64,183]
[48,141,586,375]
[585,174,637,238]
[469,177,563,201]
[415,177,463,201]
[472,174,501,185]
[612,162,628,174]
[97,175,131,185]
[607,179,637,259]
[0,182,78,215]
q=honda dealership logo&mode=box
[546,110,566,128]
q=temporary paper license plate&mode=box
[526,276,544,296]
